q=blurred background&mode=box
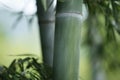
[0,1,120,80]
[0,10,42,66]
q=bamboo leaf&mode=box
[58,0,65,2]
[41,0,47,11]
[8,59,16,70]
[11,13,23,29]
[9,53,37,57]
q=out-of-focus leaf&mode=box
[58,0,65,2]
[41,0,47,11]
[8,59,16,70]
[11,13,23,29]
[9,53,37,56]
[110,0,120,34]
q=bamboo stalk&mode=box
[36,0,56,67]
[53,0,83,80]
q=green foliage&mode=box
[103,41,120,71]
[84,0,120,40]
[83,0,120,71]
[0,57,52,80]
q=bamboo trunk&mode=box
[53,0,82,80]
[36,0,56,67]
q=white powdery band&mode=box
[56,12,83,21]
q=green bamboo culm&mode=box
[36,0,56,67]
[53,0,82,80]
